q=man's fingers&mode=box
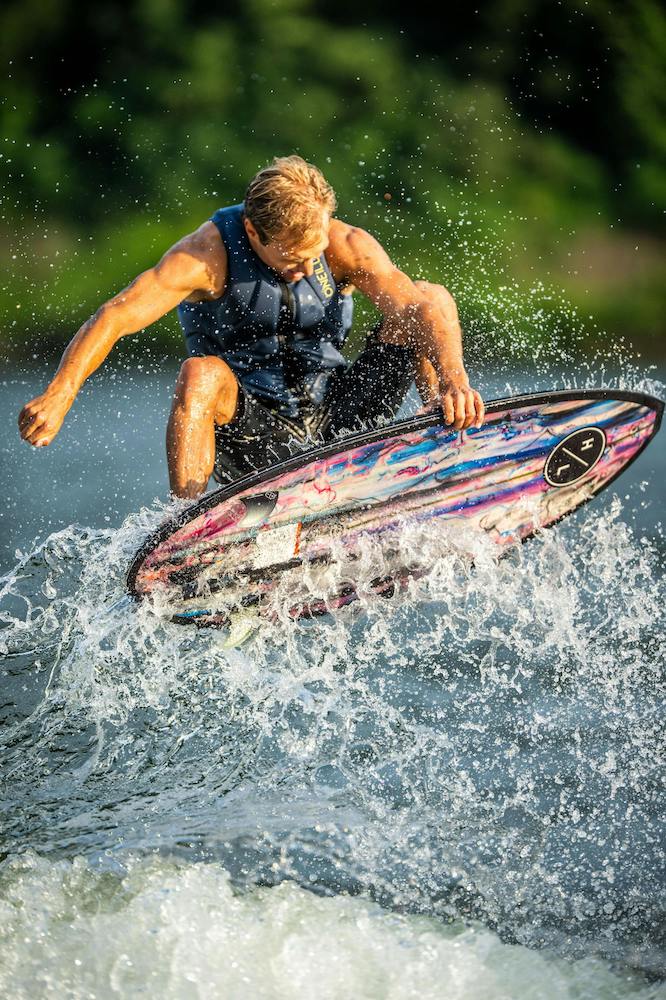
[453,391,466,430]
[19,406,57,446]
[19,402,45,432]
[442,391,470,430]
[441,386,485,431]
[20,411,47,440]
[462,390,477,430]
[443,393,455,426]
[18,405,37,431]
[19,392,68,447]
[25,424,50,446]
[473,390,485,428]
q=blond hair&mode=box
[244,155,336,247]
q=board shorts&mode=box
[212,330,417,485]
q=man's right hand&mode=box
[18,387,73,447]
[16,222,225,453]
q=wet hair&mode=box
[244,155,336,248]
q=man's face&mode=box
[244,212,330,283]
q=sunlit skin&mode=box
[18,206,485,498]
[245,210,330,283]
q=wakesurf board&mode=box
[127,389,663,633]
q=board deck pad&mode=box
[128,390,663,628]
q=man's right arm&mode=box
[18,223,225,447]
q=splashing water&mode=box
[1,453,665,996]
[1,855,663,1000]
[2,42,664,987]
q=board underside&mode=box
[128,391,663,627]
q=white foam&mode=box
[0,853,660,1000]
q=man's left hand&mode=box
[440,380,485,431]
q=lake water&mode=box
[1,359,665,999]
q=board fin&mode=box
[221,608,262,648]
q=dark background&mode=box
[1,0,664,359]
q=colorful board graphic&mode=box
[127,390,663,627]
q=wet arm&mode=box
[331,224,483,429]
[19,230,221,446]
[50,250,210,400]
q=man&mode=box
[19,155,484,498]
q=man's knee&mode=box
[174,356,238,423]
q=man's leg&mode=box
[166,356,239,498]
[324,332,416,437]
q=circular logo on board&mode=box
[544,427,607,487]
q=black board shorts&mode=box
[212,332,417,485]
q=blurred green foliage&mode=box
[1,0,664,360]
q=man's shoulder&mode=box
[170,221,227,274]
[166,221,227,301]
[327,219,383,279]
[184,219,226,255]
[328,217,364,247]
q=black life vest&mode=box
[177,203,354,417]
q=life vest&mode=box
[177,203,354,417]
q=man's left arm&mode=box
[329,223,484,430]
